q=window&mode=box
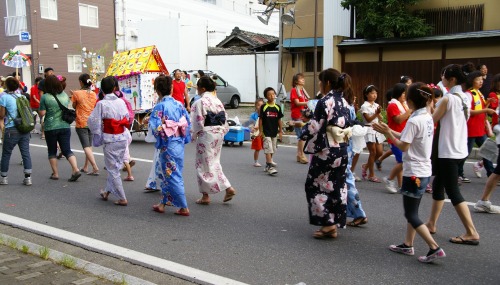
[5,0,27,36]
[67,55,82,73]
[41,0,58,20]
[201,0,216,4]
[79,4,99,28]
[304,52,322,72]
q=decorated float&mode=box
[105,45,168,134]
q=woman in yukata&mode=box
[149,75,191,216]
[300,68,353,239]
[88,76,131,206]
[190,76,236,205]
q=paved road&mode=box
[0,127,499,284]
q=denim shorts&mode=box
[400,176,430,199]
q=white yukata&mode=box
[88,93,131,200]
[190,92,232,194]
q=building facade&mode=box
[0,0,115,91]
[282,0,500,104]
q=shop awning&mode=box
[283,37,323,48]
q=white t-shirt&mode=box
[436,85,469,159]
[400,108,434,177]
[360,101,379,125]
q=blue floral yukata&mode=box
[300,90,353,228]
[148,96,191,208]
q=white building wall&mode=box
[207,52,278,103]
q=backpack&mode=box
[8,93,35,133]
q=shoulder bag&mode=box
[53,94,76,124]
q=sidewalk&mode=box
[0,243,114,284]
[0,224,195,285]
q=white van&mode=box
[185,70,241,109]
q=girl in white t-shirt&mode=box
[373,83,445,263]
[360,85,383,182]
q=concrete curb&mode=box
[0,213,248,285]
[0,233,156,285]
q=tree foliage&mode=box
[341,0,431,39]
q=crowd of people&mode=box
[0,62,498,265]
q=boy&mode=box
[259,87,283,175]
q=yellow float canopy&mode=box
[105,45,168,78]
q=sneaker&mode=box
[389,244,414,256]
[458,176,471,183]
[418,248,446,263]
[264,165,270,172]
[0,176,8,185]
[23,177,32,186]
[253,162,262,167]
[473,162,483,178]
[383,177,398,193]
[270,161,277,167]
[267,166,278,175]
[474,200,500,214]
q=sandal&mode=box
[375,160,382,171]
[99,191,109,201]
[114,200,128,206]
[361,164,368,180]
[223,187,236,202]
[87,171,99,176]
[449,236,479,245]
[124,176,134,181]
[368,176,381,183]
[196,199,210,205]
[68,171,82,182]
[313,228,337,239]
[152,204,165,213]
[347,217,368,227]
[49,174,59,180]
[175,209,190,216]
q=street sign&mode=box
[19,31,30,42]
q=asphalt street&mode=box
[0,128,499,284]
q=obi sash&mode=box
[204,111,226,127]
[326,125,352,145]
[103,117,129,134]
[162,116,188,137]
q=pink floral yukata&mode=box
[190,92,232,195]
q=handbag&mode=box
[53,94,76,124]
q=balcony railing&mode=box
[4,15,27,36]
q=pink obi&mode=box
[162,116,188,137]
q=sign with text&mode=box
[19,31,30,42]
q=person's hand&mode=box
[186,106,191,113]
[372,122,390,135]
[143,116,150,124]
[486,108,496,115]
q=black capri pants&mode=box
[432,158,466,206]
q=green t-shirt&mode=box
[39,92,71,131]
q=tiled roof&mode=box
[216,27,278,49]
[208,46,254,55]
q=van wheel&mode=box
[230,96,240,109]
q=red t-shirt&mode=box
[30,84,40,109]
[467,89,486,137]
[290,87,307,119]
[172,80,186,104]
[386,102,407,144]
